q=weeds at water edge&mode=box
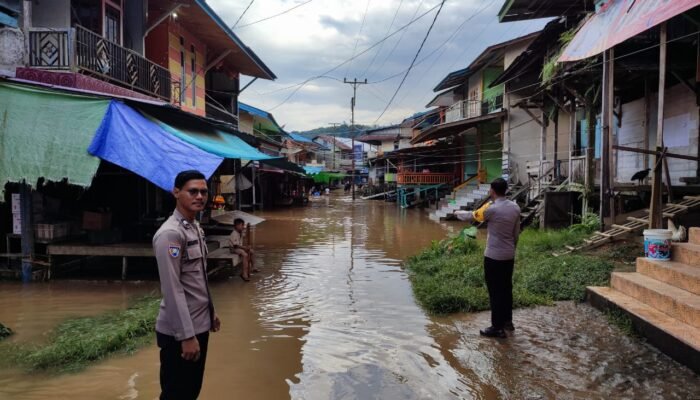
[405,219,616,315]
[605,308,639,338]
[0,296,160,373]
[0,323,12,340]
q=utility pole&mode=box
[328,122,342,170]
[344,78,368,200]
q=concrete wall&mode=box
[238,112,254,135]
[504,94,574,185]
[31,0,69,28]
[616,83,698,185]
[0,27,23,75]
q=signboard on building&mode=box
[353,144,363,162]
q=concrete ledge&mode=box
[611,272,700,328]
[587,287,700,374]
[637,258,700,296]
[671,242,700,267]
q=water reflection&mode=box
[0,195,697,399]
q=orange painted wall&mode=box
[145,18,207,116]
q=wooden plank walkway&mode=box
[554,196,700,256]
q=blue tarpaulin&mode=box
[88,101,224,191]
[153,120,274,161]
[289,132,315,144]
[303,166,324,175]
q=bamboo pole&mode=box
[650,23,667,229]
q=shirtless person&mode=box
[229,218,257,281]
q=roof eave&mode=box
[194,0,276,80]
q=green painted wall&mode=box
[480,122,502,182]
[482,67,504,111]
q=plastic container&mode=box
[643,229,672,261]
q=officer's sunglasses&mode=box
[186,188,209,196]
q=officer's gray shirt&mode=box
[153,209,212,340]
[458,197,521,260]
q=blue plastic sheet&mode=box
[88,101,224,191]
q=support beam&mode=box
[601,49,614,230]
[568,100,575,188]
[671,71,695,95]
[650,22,667,229]
[121,257,128,280]
[204,50,233,73]
[563,84,588,107]
[612,145,699,161]
[144,4,188,38]
[239,77,258,94]
[20,182,34,283]
[553,107,559,180]
[523,107,544,127]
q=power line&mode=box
[232,0,255,29]
[369,0,425,79]
[359,0,405,77]
[267,2,442,110]
[374,0,446,123]
[345,0,372,78]
[236,0,314,29]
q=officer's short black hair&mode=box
[174,170,206,189]
[233,218,245,226]
[491,178,508,196]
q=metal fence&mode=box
[28,26,172,101]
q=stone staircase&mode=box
[587,227,700,373]
[429,184,491,221]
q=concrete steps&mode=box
[587,227,700,373]
[610,272,700,329]
[429,183,489,221]
[636,258,700,296]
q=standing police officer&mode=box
[154,170,221,399]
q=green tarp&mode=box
[312,171,347,184]
[0,82,109,188]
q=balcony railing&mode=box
[28,26,172,101]
[397,172,453,185]
[444,95,504,123]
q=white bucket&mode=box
[643,229,672,261]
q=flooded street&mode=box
[0,195,698,399]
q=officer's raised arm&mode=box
[154,229,195,340]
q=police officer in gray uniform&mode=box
[153,170,221,400]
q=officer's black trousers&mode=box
[484,257,514,330]
[157,331,209,400]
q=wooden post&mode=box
[650,23,667,229]
[569,99,575,187]
[121,257,128,280]
[20,181,34,283]
[600,49,612,230]
[644,79,651,171]
[607,49,616,226]
[539,110,548,196]
[553,106,559,180]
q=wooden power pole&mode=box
[650,23,667,229]
[343,78,367,200]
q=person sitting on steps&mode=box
[228,218,258,281]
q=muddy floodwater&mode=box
[0,195,698,399]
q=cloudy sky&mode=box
[207,0,547,131]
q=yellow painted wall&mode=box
[167,23,207,116]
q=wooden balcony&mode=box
[28,26,172,101]
[397,172,453,185]
[444,95,504,123]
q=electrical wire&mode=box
[345,0,372,78]
[236,0,315,29]
[359,0,405,77]
[374,0,447,123]
[370,0,425,79]
[266,2,443,110]
[232,0,255,30]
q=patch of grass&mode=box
[405,219,616,315]
[605,308,639,338]
[0,296,160,373]
[0,323,12,340]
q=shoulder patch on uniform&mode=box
[168,244,181,258]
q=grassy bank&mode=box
[0,323,12,340]
[405,218,621,315]
[0,296,160,373]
